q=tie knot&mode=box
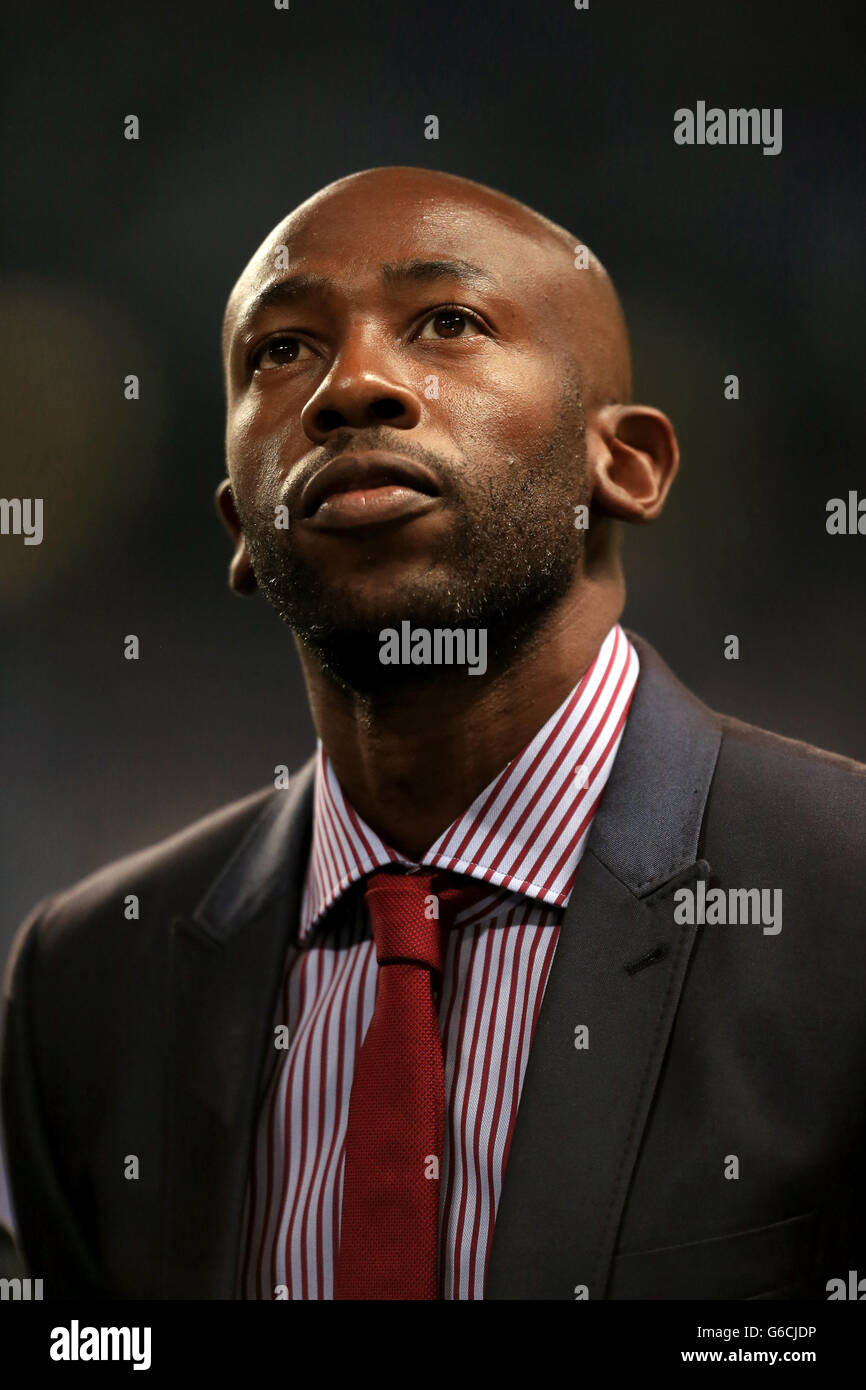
[364,868,469,974]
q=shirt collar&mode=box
[299,623,639,939]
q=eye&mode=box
[416,307,486,341]
[254,336,316,370]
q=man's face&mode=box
[222,173,590,691]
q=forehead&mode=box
[224,183,569,345]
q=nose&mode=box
[300,333,423,443]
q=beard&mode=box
[235,374,590,695]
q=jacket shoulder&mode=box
[708,710,866,857]
[627,631,866,860]
[4,783,282,994]
[716,708,866,790]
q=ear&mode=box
[214,478,258,595]
[590,404,680,523]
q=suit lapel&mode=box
[159,758,316,1298]
[485,634,722,1299]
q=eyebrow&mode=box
[228,258,499,348]
[228,274,335,345]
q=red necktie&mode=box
[334,867,468,1300]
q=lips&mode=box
[299,451,441,519]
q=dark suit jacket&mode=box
[3,634,866,1300]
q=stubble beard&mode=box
[236,379,590,695]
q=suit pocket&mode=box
[607,1209,819,1300]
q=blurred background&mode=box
[1,0,863,972]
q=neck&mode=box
[297,567,625,861]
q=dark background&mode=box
[1,0,863,963]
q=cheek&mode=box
[226,400,290,506]
[443,359,562,456]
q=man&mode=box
[3,167,865,1301]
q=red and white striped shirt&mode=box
[238,623,639,1299]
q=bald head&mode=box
[223,165,632,408]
